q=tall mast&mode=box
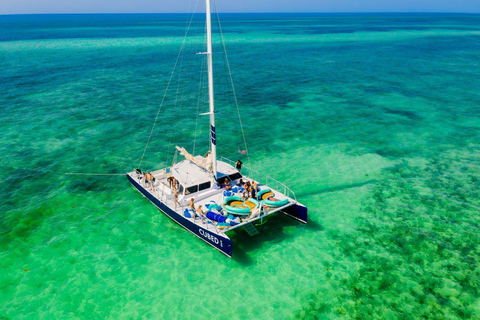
[206,0,217,179]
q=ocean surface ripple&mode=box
[1,13,480,319]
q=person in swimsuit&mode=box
[235,160,243,172]
[143,172,148,188]
[196,205,205,223]
[174,190,179,209]
[243,184,250,199]
[224,180,232,190]
[188,198,195,210]
[148,172,155,191]
[252,181,258,199]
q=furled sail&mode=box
[202,151,213,172]
[176,146,195,162]
[175,146,213,172]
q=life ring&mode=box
[257,188,271,199]
[223,196,256,215]
[244,198,259,209]
[258,188,289,207]
[263,197,289,207]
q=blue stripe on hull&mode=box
[127,174,232,257]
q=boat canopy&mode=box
[217,161,242,181]
[216,161,242,185]
[172,158,240,188]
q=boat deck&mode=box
[127,169,297,235]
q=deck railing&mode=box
[220,156,297,203]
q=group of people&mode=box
[223,178,258,200]
[167,176,182,208]
[188,198,206,223]
[167,176,178,191]
[242,179,258,200]
[143,172,155,191]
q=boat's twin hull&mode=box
[127,175,233,257]
[127,174,308,257]
[282,203,308,224]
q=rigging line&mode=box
[167,19,187,166]
[167,1,199,164]
[137,0,200,169]
[167,5,202,165]
[212,0,251,168]
[175,15,200,157]
[165,33,187,164]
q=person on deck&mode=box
[252,181,258,199]
[235,160,243,172]
[243,183,251,199]
[167,176,174,189]
[224,180,232,190]
[143,172,148,188]
[174,190,179,209]
[251,184,257,199]
[188,198,195,211]
[147,172,155,191]
[144,172,152,190]
[196,205,205,223]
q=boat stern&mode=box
[282,203,308,224]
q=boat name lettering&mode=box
[199,229,219,244]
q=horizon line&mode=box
[1,11,480,16]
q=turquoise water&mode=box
[1,13,480,318]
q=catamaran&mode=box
[127,0,307,257]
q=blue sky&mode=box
[2,0,479,14]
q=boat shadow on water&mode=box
[229,214,323,266]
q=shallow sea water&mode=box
[1,13,480,319]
